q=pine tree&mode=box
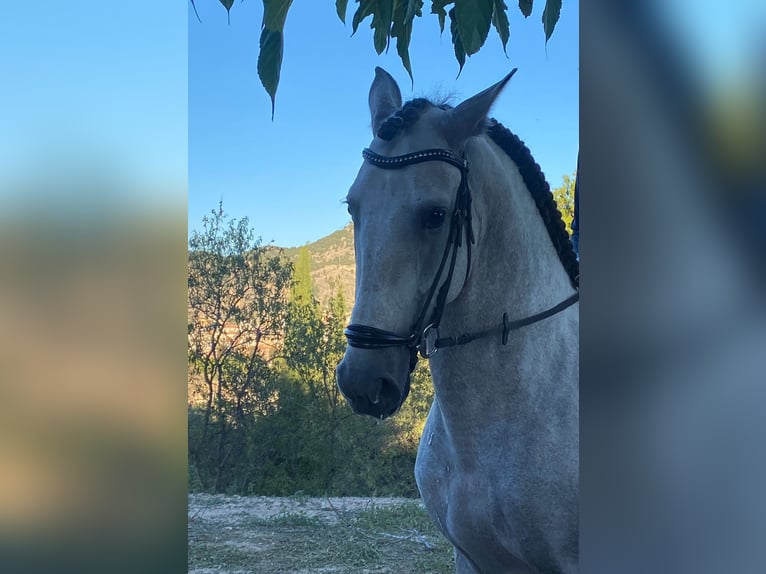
[291,246,314,304]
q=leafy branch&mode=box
[195,0,565,115]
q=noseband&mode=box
[344,146,579,374]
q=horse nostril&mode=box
[377,378,401,410]
[336,357,406,418]
[365,378,381,404]
[366,378,400,410]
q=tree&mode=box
[552,171,575,236]
[283,251,350,490]
[191,0,564,115]
[291,246,314,305]
[187,203,292,491]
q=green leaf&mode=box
[403,0,424,22]
[256,1,293,118]
[491,0,510,55]
[542,0,561,42]
[454,0,494,56]
[257,27,283,120]
[218,0,234,24]
[391,0,423,83]
[263,0,294,30]
[518,0,532,18]
[352,0,376,35]
[372,0,394,55]
[336,0,349,23]
[430,0,453,34]
[448,7,466,77]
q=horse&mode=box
[336,67,579,574]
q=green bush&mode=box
[188,363,435,497]
[187,209,436,497]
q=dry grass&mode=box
[188,494,455,573]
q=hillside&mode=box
[281,223,355,308]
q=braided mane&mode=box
[376,100,579,289]
[486,120,579,288]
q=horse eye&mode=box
[422,208,447,230]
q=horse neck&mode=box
[428,137,578,427]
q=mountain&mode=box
[281,223,356,309]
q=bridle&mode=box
[344,146,579,374]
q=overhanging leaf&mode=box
[431,0,453,34]
[218,0,234,24]
[257,27,283,119]
[391,0,423,83]
[542,0,561,43]
[336,0,349,23]
[454,0,494,56]
[491,0,510,55]
[403,0,424,22]
[352,0,376,35]
[372,0,394,55]
[263,0,294,30]
[448,7,466,77]
[518,0,532,18]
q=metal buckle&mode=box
[419,324,439,358]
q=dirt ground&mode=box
[188,493,454,574]
[189,493,415,525]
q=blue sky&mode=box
[2,2,757,247]
[0,2,187,206]
[189,1,579,247]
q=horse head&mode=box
[335,68,514,418]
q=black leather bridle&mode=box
[344,146,579,374]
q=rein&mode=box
[344,146,579,373]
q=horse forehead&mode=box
[348,109,456,204]
[369,109,449,154]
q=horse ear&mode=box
[369,67,403,136]
[446,68,517,142]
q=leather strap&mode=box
[345,145,579,371]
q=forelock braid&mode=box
[377,98,433,141]
[486,121,579,289]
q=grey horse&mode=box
[336,68,579,574]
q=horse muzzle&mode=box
[335,347,411,419]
